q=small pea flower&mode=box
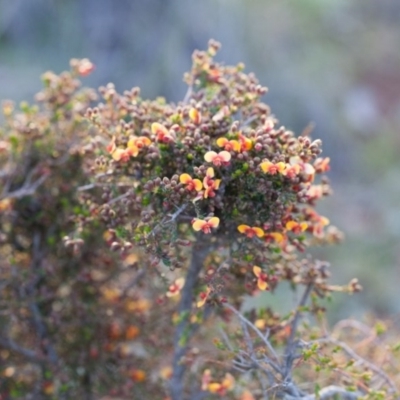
[166,278,185,297]
[238,133,253,151]
[216,137,241,152]
[314,157,330,173]
[151,122,175,143]
[204,151,231,167]
[106,136,131,162]
[253,266,269,291]
[192,217,220,234]
[306,210,330,238]
[179,173,203,192]
[237,225,264,238]
[203,167,221,198]
[127,136,152,157]
[260,160,286,175]
[189,108,201,124]
[208,373,235,395]
[285,221,308,234]
[77,58,95,76]
[264,232,285,243]
[282,163,301,179]
[197,286,212,308]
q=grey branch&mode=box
[285,385,363,400]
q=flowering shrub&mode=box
[1,41,399,400]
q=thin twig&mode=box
[283,282,314,378]
[310,337,398,395]
[224,303,281,370]
[0,337,47,365]
[183,85,193,105]
[285,384,363,400]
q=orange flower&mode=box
[216,137,241,152]
[106,136,131,162]
[151,122,175,143]
[208,68,222,83]
[0,198,12,212]
[127,136,152,157]
[203,167,221,198]
[264,232,285,243]
[180,173,203,192]
[260,160,286,175]
[128,369,146,382]
[204,151,231,167]
[238,133,253,152]
[314,157,330,173]
[159,366,173,380]
[286,220,308,234]
[253,266,269,291]
[307,211,330,238]
[192,217,220,234]
[166,277,185,297]
[189,108,201,124]
[208,373,235,395]
[282,163,301,179]
[111,148,130,162]
[197,286,212,308]
[125,325,140,340]
[237,225,264,238]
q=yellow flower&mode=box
[189,108,201,124]
[237,225,264,238]
[216,137,241,152]
[180,173,203,192]
[203,167,221,198]
[128,369,146,382]
[286,220,308,234]
[253,266,269,291]
[127,136,151,157]
[260,160,286,175]
[238,133,253,151]
[192,217,220,234]
[151,122,175,143]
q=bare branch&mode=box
[283,282,314,378]
[224,303,281,370]
[1,173,48,200]
[0,337,48,365]
[18,231,59,366]
[285,385,363,400]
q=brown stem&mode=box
[169,239,210,400]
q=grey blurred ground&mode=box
[1,0,400,319]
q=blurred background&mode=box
[1,0,399,320]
